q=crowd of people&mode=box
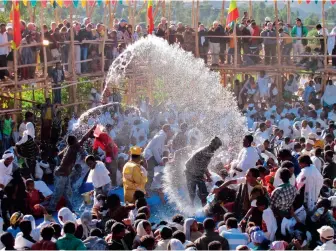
[0,11,336,251]
[0,13,336,86]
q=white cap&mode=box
[317,226,334,240]
[308,133,317,140]
[265,17,271,22]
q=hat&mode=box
[248,103,254,108]
[10,212,23,226]
[120,19,127,23]
[308,133,317,140]
[130,146,142,156]
[265,17,271,22]
[251,230,265,244]
[306,139,314,145]
[317,226,334,240]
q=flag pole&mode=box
[12,1,18,124]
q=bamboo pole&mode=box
[40,10,49,99]
[191,0,195,28]
[195,0,200,57]
[220,0,225,25]
[249,0,252,19]
[69,4,77,113]
[233,23,238,68]
[275,0,282,101]
[287,0,291,25]
[101,6,108,74]
[162,0,166,18]
[108,1,112,29]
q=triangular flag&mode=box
[331,0,336,4]
[41,0,47,7]
[22,0,28,6]
[81,0,87,7]
[64,0,72,7]
[73,0,80,8]
[298,0,302,4]
[31,0,37,7]
[306,0,311,3]
[56,0,63,7]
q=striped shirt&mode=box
[220,228,249,250]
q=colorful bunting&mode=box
[22,0,28,6]
[81,0,87,7]
[30,0,37,7]
[56,0,63,7]
[306,0,311,3]
[332,0,336,4]
[73,0,80,8]
[64,0,72,7]
[298,0,302,4]
[41,0,47,7]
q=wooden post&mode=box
[101,7,108,73]
[162,0,166,18]
[191,0,195,28]
[249,0,252,19]
[195,0,200,57]
[220,0,225,25]
[233,22,238,68]
[287,0,291,25]
[275,1,281,66]
[28,3,33,22]
[108,1,112,29]
[69,4,77,112]
[40,10,49,99]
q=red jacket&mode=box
[93,133,118,159]
[31,240,57,250]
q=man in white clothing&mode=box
[257,71,271,99]
[230,135,260,178]
[0,23,9,80]
[314,226,336,251]
[254,123,270,146]
[278,114,292,137]
[144,124,173,191]
[0,152,15,188]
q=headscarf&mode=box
[136,220,153,238]
[2,152,14,160]
[21,215,40,241]
[58,207,77,226]
[292,121,301,139]
[183,218,195,241]
[16,122,35,145]
[10,212,23,227]
[80,211,96,239]
[270,241,288,250]
[168,239,185,250]
[251,230,266,244]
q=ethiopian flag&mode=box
[226,0,239,28]
[11,0,21,49]
[147,0,154,34]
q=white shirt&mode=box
[311,156,323,173]
[0,159,13,187]
[257,75,270,98]
[144,130,167,163]
[87,161,110,188]
[317,28,329,36]
[314,240,336,251]
[0,32,9,55]
[273,169,296,188]
[278,118,292,137]
[262,207,277,241]
[232,147,259,178]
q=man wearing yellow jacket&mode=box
[123,146,147,203]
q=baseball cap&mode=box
[317,226,334,240]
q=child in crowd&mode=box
[151,157,169,204]
[25,179,49,217]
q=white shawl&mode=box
[296,164,323,212]
[327,26,336,54]
[16,122,35,145]
[0,159,13,187]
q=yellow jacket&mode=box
[123,161,147,203]
[314,140,324,149]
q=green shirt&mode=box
[56,234,87,250]
[2,118,12,136]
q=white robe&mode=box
[296,164,324,212]
[278,118,292,137]
[301,125,312,139]
[231,147,259,178]
[321,84,336,106]
[0,160,13,187]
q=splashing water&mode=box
[102,36,247,215]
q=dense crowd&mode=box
[0,11,336,251]
[0,13,336,87]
